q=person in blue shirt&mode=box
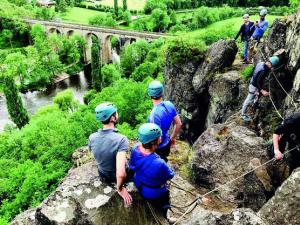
[233,14,255,63]
[147,80,182,162]
[130,123,175,221]
[248,9,269,63]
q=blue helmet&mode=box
[95,102,117,122]
[138,123,162,144]
[269,56,280,67]
[148,80,164,98]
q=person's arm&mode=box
[170,115,182,147]
[256,71,269,96]
[116,151,132,207]
[234,26,242,40]
[161,163,175,183]
[273,133,283,160]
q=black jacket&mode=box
[235,22,255,41]
[251,62,270,91]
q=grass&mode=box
[172,15,282,53]
[59,7,108,24]
[85,0,146,10]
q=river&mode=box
[0,70,92,132]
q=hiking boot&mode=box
[241,115,252,122]
[246,60,253,64]
[241,58,247,63]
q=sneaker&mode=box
[241,115,252,122]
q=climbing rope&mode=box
[268,73,285,120]
[147,201,167,225]
[172,144,300,225]
[259,48,299,115]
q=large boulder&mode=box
[165,40,238,143]
[192,40,238,94]
[11,162,159,225]
[183,208,266,225]
[190,122,273,211]
[258,168,300,225]
[164,47,207,142]
[206,70,247,127]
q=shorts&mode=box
[157,141,171,162]
[147,191,171,219]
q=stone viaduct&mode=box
[25,19,171,64]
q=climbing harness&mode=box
[172,145,300,225]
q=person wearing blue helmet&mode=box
[147,80,182,162]
[248,9,269,63]
[241,56,280,122]
[89,102,132,207]
[130,123,175,221]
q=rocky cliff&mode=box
[11,9,300,225]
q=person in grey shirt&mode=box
[89,102,132,207]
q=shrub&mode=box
[53,89,78,112]
[88,13,117,27]
[241,65,254,80]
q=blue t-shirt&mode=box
[252,19,269,40]
[129,145,174,199]
[147,101,178,148]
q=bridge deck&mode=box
[24,19,174,40]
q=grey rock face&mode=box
[259,168,300,225]
[164,40,238,143]
[10,162,158,225]
[191,122,272,211]
[206,70,247,127]
[192,40,238,94]
[184,208,266,225]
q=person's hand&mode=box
[275,150,283,160]
[117,188,132,207]
[261,89,269,96]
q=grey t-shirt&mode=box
[88,129,129,179]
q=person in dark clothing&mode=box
[272,112,300,173]
[241,56,280,121]
[234,14,255,63]
[130,123,175,223]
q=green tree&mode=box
[54,89,78,112]
[120,39,150,77]
[1,29,13,48]
[123,0,127,11]
[88,13,117,27]
[150,8,170,32]
[290,0,300,8]
[91,36,102,91]
[3,75,29,129]
[114,0,118,17]
[102,64,121,88]
[122,10,131,26]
